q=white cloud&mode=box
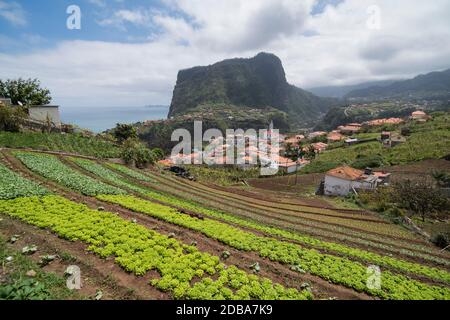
[0,0,450,108]
[97,9,153,30]
[0,1,27,26]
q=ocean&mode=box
[60,106,169,133]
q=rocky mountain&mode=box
[345,69,450,101]
[168,52,337,128]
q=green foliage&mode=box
[99,194,450,299]
[113,124,137,144]
[0,162,49,199]
[393,178,449,222]
[0,278,50,300]
[152,148,165,161]
[105,162,155,182]
[0,196,310,300]
[0,105,26,132]
[432,170,450,188]
[0,78,51,106]
[0,235,76,300]
[14,152,125,196]
[0,131,121,158]
[69,157,149,194]
[120,138,155,168]
[431,233,450,250]
[351,154,384,169]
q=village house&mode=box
[364,118,404,126]
[311,142,328,153]
[265,155,309,174]
[308,131,327,139]
[411,110,429,122]
[324,166,391,196]
[338,123,362,135]
[327,131,344,143]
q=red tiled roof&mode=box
[326,166,364,181]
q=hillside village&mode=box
[159,108,440,197]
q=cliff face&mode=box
[168,52,336,127]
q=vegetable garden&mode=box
[0,150,449,300]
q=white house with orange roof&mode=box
[324,166,388,196]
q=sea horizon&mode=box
[60,105,169,133]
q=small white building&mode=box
[28,105,61,127]
[324,166,387,196]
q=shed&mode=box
[28,105,61,127]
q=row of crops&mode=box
[0,196,309,300]
[118,167,444,263]
[14,152,125,196]
[68,158,450,271]
[4,151,450,299]
[0,162,50,199]
[97,194,450,300]
[65,157,450,285]
[144,171,415,240]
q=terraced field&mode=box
[1,149,449,300]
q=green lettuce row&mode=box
[98,194,450,300]
[0,195,311,300]
[105,162,155,183]
[14,152,125,196]
[69,158,149,195]
[0,162,50,199]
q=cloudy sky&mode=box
[0,0,449,108]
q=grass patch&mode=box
[0,234,79,300]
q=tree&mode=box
[393,178,449,222]
[120,138,155,168]
[0,78,51,106]
[152,147,165,161]
[304,145,316,160]
[0,105,26,132]
[113,124,137,144]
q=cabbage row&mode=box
[69,158,149,194]
[14,152,125,196]
[0,162,49,199]
[0,195,311,300]
[105,162,155,182]
[98,194,450,300]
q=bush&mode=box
[120,138,155,168]
[152,147,165,161]
[431,232,450,249]
[351,154,383,169]
[0,105,26,132]
[113,124,137,144]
